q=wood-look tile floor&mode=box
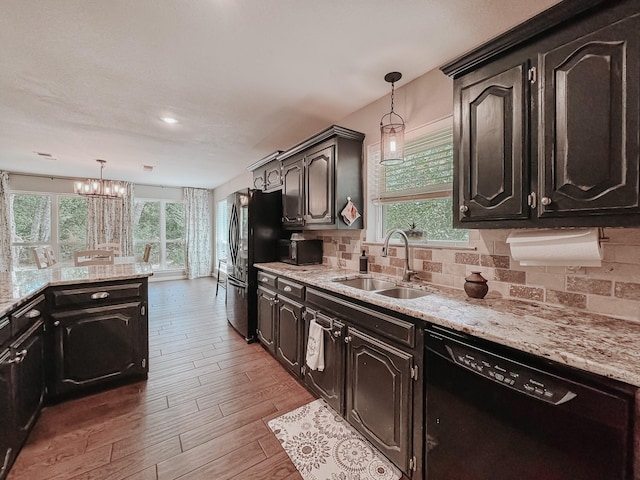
[8,277,313,480]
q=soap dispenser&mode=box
[359,250,368,273]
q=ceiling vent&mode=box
[143,165,154,172]
[34,152,56,160]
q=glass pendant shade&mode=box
[380,115,405,165]
[379,71,405,166]
[74,159,126,199]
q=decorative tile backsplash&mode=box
[307,228,640,322]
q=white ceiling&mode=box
[0,0,561,189]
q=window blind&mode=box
[369,125,453,203]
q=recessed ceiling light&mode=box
[162,117,178,124]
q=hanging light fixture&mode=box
[74,159,126,199]
[379,71,405,165]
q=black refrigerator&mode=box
[225,188,281,342]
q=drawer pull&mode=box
[91,291,110,300]
[53,321,60,327]
[25,309,41,319]
[344,336,352,344]
[283,286,292,293]
[261,277,269,282]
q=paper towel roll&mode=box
[506,229,603,267]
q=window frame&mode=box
[133,197,186,271]
[9,191,90,269]
[366,116,468,246]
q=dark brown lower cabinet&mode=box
[303,309,345,414]
[276,295,303,376]
[0,348,14,480]
[11,320,45,436]
[345,326,413,473]
[256,286,277,354]
[50,302,146,397]
[0,319,45,480]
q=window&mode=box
[368,117,468,244]
[215,199,228,271]
[10,193,89,269]
[133,199,185,270]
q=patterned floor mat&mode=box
[268,398,402,480]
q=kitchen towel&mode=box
[341,199,361,226]
[305,319,325,371]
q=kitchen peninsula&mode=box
[0,262,152,480]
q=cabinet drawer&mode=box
[11,294,46,337]
[277,277,305,300]
[257,271,277,289]
[51,282,143,309]
[0,316,10,348]
[306,288,415,348]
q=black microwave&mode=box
[278,239,323,265]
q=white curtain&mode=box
[184,187,212,279]
[0,172,13,272]
[87,183,134,255]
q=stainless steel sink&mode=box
[375,287,429,299]
[333,278,396,291]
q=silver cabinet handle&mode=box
[541,197,552,206]
[459,205,469,213]
[9,349,28,364]
[91,291,109,300]
[25,309,40,318]
[53,321,60,327]
[344,336,352,343]
[283,286,292,293]
[260,277,269,282]
[333,330,341,338]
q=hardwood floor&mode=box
[8,277,313,480]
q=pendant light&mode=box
[74,159,126,199]
[379,71,405,165]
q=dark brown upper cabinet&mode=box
[443,0,640,228]
[248,151,283,192]
[279,125,365,230]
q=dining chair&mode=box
[142,244,152,263]
[95,242,122,256]
[73,249,115,267]
[44,246,58,266]
[33,247,53,269]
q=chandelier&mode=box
[379,71,405,165]
[74,159,126,199]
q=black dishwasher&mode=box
[425,325,636,480]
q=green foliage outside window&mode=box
[383,198,468,242]
[11,194,51,243]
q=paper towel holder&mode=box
[598,227,609,245]
[506,228,604,267]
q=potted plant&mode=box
[404,222,424,239]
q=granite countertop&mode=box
[0,263,153,317]
[256,262,640,387]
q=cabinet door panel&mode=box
[346,327,412,473]
[52,302,143,395]
[256,287,276,354]
[11,320,45,435]
[282,160,304,227]
[305,146,334,226]
[457,62,529,224]
[303,312,344,414]
[540,14,640,216]
[0,350,15,479]
[276,296,303,376]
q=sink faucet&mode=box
[381,228,416,281]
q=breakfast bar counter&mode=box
[0,262,153,317]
